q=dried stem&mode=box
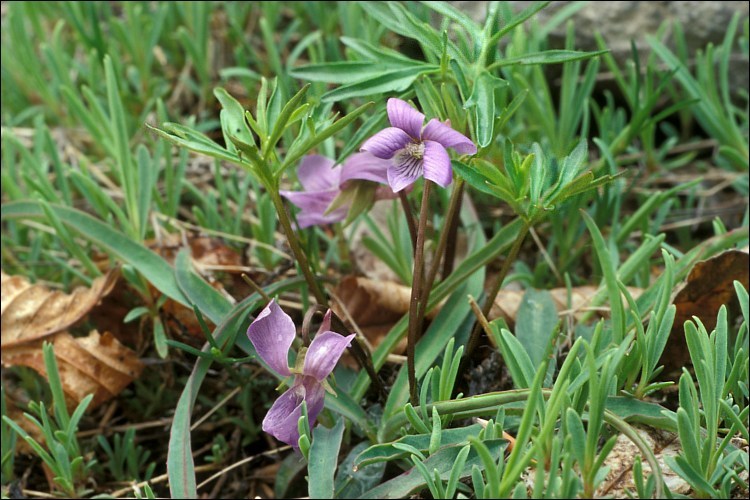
[240,273,271,303]
[418,178,464,324]
[407,180,433,406]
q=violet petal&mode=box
[317,309,332,336]
[262,384,305,448]
[280,190,347,228]
[296,155,341,192]
[422,119,477,155]
[387,98,425,138]
[247,299,293,377]
[422,140,453,187]
[303,331,356,381]
[387,148,423,192]
[339,152,391,185]
[299,376,327,426]
[361,127,412,159]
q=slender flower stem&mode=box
[407,181,433,406]
[399,190,418,254]
[441,181,464,280]
[417,178,464,324]
[463,222,530,361]
[269,188,328,305]
[268,184,386,398]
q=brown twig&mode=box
[399,190,418,254]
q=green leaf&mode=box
[308,418,345,499]
[665,455,715,495]
[341,36,417,65]
[214,87,256,150]
[1,201,189,306]
[452,159,509,197]
[334,442,386,499]
[320,67,436,103]
[174,249,232,324]
[605,397,676,432]
[290,61,418,84]
[491,49,608,68]
[281,102,374,173]
[496,326,536,389]
[465,71,507,148]
[354,424,484,468]
[515,289,558,368]
[146,122,241,165]
[582,211,625,343]
[265,84,310,157]
[421,1,481,45]
[565,408,586,466]
[135,145,154,241]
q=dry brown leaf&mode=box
[0,269,118,348]
[673,248,749,329]
[331,276,413,356]
[1,269,142,409]
[2,330,143,409]
[662,248,750,373]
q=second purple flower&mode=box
[280,152,394,228]
[247,299,354,448]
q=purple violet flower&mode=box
[247,299,355,448]
[280,152,394,228]
[361,98,477,192]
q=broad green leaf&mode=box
[452,159,507,197]
[335,442,386,499]
[565,408,586,466]
[214,87,256,150]
[1,201,189,306]
[515,289,558,368]
[604,397,676,432]
[174,249,232,324]
[497,326,536,389]
[308,419,346,499]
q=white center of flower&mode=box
[403,141,424,160]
